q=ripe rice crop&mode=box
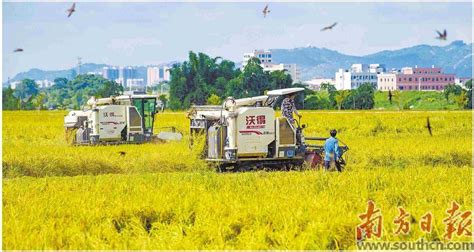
[2,110,472,249]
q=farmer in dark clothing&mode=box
[281,93,300,124]
[324,129,341,171]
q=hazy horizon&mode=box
[3,1,472,81]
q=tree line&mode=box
[168,52,293,109]
[2,51,472,111]
[168,51,378,110]
[2,75,123,110]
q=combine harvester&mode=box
[64,93,182,145]
[188,88,349,172]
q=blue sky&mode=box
[2,1,472,81]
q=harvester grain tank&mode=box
[188,88,349,171]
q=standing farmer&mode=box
[281,93,301,125]
[324,129,341,171]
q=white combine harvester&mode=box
[64,93,182,145]
[188,88,349,172]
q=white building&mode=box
[369,64,386,73]
[335,69,352,90]
[10,81,21,89]
[304,78,336,91]
[282,64,300,83]
[35,79,54,89]
[126,78,145,91]
[401,67,414,74]
[242,49,272,68]
[87,71,102,76]
[163,66,171,82]
[261,63,301,83]
[350,64,386,74]
[455,77,472,89]
[377,73,397,91]
[119,66,137,87]
[147,66,171,86]
[335,64,380,90]
[147,66,160,86]
[351,64,367,73]
[102,67,119,81]
[242,49,300,83]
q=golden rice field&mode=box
[2,110,472,249]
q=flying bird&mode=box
[425,117,432,136]
[67,3,76,18]
[262,4,270,18]
[13,48,23,53]
[436,29,447,40]
[118,151,126,157]
[321,22,337,31]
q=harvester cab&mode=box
[64,93,182,145]
[188,88,349,172]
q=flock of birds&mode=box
[12,3,449,54]
[11,3,442,137]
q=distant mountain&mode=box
[4,62,178,87]
[9,63,108,83]
[272,40,472,80]
[5,41,472,86]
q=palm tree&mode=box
[335,90,350,110]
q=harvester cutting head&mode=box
[64,92,182,145]
[188,88,349,172]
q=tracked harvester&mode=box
[64,93,182,145]
[188,88,349,172]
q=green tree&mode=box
[207,94,222,105]
[158,94,168,109]
[2,86,19,110]
[69,69,77,79]
[66,74,123,109]
[292,83,313,109]
[31,92,47,110]
[53,77,69,89]
[443,84,462,103]
[464,79,472,109]
[225,76,244,97]
[168,51,240,110]
[45,78,70,109]
[320,82,337,108]
[13,79,39,110]
[455,90,468,109]
[304,95,319,110]
[168,65,188,110]
[269,70,292,90]
[214,77,228,97]
[239,57,271,98]
[316,90,332,109]
[342,83,375,110]
[335,90,350,110]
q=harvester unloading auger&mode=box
[64,93,182,145]
[188,88,349,172]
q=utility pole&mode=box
[77,57,82,75]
